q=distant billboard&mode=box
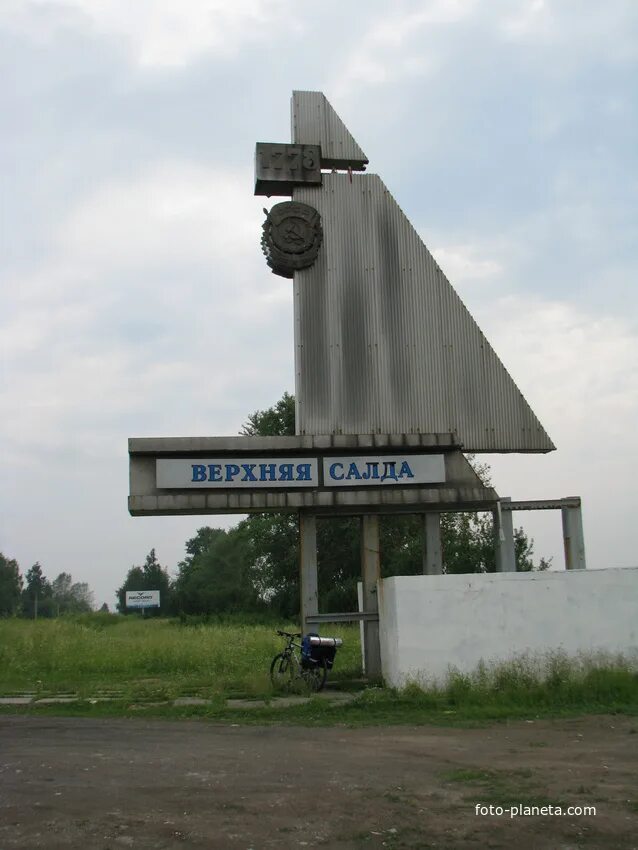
[125,590,160,609]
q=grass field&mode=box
[0,615,362,699]
[1,615,637,725]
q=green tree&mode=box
[174,525,264,616]
[0,553,23,616]
[22,562,54,619]
[50,572,72,615]
[50,572,94,615]
[241,391,296,437]
[116,549,172,615]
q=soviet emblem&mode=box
[261,201,322,278]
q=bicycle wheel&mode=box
[270,653,294,691]
[302,656,327,692]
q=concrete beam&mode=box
[494,498,516,572]
[423,513,442,575]
[299,513,319,633]
[502,497,581,512]
[129,433,461,455]
[562,503,587,570]
[361,515,382,679]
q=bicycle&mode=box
[270,630,328,693]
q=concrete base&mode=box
[378,568,638,687]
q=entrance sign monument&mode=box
[129,92,587,679]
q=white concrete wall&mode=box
[377,568,638,688]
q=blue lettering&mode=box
[329,462,344,481]
[398,460,415,479]
[381,461,398,481]
[259,463,277,481]
[225,463,240,482]
[296,463,312,481]
[208,464,222,482]
[279,463,294,481]
[191,464,206,482]
[241,463,257,482]
[346,462,362,480]
[362,462,379,480]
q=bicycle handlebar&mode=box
[276,629,301,638]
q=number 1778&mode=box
[260,145,317,172]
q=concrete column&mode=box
[299,512,319,633]
[361,515,382,680]
[562,501,586,570]
[422,513,443,575]
[494,498,516,572]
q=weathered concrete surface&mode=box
[378,568,638,687]
[129,441,497,517]
[1,715,636,849]
[0,693,359,709]
[129,433,460,455]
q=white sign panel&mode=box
[157,458,319,489]
[126,590,160,608]
[323,454,445,486]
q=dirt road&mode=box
[1,715,636,849]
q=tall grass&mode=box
[2,618,636,718]
[0,616,362,698]
[395,650,638,715]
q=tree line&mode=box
[115,393,550,620]
[0,556,95,618]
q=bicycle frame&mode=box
[278,631,318,671]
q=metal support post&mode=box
[562,501,586,570]
[422,513,443,574]
[299,512,319,633]
[361,515,382,680]
[494,498,516,572]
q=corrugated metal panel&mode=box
[292,173,555,452]
[291,91,368,170]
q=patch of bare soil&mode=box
[1,715,636,849]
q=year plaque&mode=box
[254,143,322,196]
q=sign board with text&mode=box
[126,590,160,609]
[129,435,498,516]
[157,458,319,489]
[155,454,444,489]
[323,455,445,486]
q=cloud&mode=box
[0,161,293,465]
[476,294,638,572]
[497,0,638,66]
[332,0,477,96]
[429,242,503,283]
[57,161,260,274]
[1,0,299,67]
[480,296,638,447]
[498,0,549,40]
[331,0,638,104]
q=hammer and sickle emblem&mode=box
[261,201,323,278]
[283,221,305,245]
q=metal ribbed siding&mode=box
[291,91,368,169]
[292,173,555,453]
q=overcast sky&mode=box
[1,0,637,608]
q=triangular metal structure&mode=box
[291,90,368,170]
[291,93,554,453]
